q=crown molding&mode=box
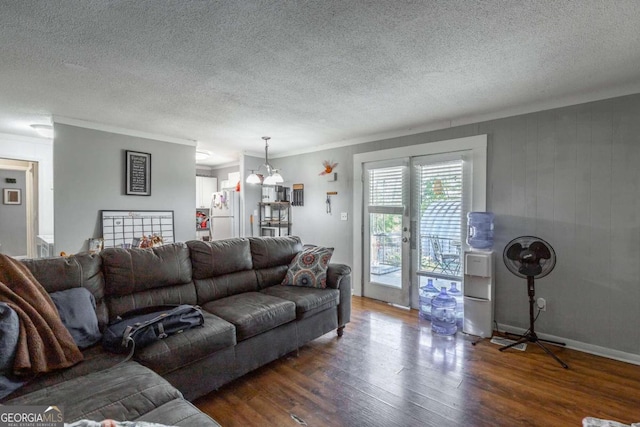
[53,116,197,146]
[272,86,640,159]
[269,120,453,159]
[0,132,53,144]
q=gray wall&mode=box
[271,149,351,265]
[211,165,240,190]
[53,124,196,253]
[274,93,640,356]
[241,154,263,237]
[0,169,27,256]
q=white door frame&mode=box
[0,159,38,257]
[353,135,487,297]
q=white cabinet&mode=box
[463,251,494,338]
[37,235,54,258]
[196,176,217,208]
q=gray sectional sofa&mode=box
[1,236,351,426]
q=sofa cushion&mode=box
[193,270,260,304]
[261,285,340,320]
[249,236,302,270]
[50,287,102,349]
[188,239,261,304]
[102,243,193,297]
[282,246,333,288]
[254,265,289,291]
[101,243,197,320]
[202,292,296,341]
[1,345,130,401]
[187,239,253,279]
[21,254,108,330]
[4,362,182,423]
[132,311,236,375]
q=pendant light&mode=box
[246,136,284,185]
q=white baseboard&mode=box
[497,323,640,366]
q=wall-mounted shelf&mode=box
[292,184,304,206]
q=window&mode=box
[415,159,463,275]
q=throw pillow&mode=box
[282,246,333,288]
[0,303,26,399]
[50,288,102,349]
[0,303,19,372]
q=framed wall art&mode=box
[125,150,151,196]
[3,188,21,205]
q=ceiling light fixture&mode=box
[195,150,211,161]
[30,124,53,138]
[246,136,284,185]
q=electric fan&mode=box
[501,236,568,368]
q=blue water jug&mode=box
[419,278,439,321]
[467,212,494,250]
[431,287,457,336]
[448,282,464,329]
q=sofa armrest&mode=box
[326,263,351,289]
[327,263,351,333]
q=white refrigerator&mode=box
[210,190,241,240]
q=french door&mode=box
[362,154,466,307]
[354,135,486,310]
[363,159,411,306]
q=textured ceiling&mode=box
[1,1,640,165]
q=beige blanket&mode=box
[0,254,83,375]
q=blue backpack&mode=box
[102,305,204,355]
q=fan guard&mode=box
[498,235,567,368]
[503,236,556,279]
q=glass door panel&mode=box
[411,154,465,327]
[369,212,403,289]
[363,159,410,306]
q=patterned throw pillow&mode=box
[282,246,334,288]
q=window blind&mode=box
[368,166,404,207]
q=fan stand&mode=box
[499,276,569,369]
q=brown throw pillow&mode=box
[282,246,334,288]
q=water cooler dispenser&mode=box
[462,251,494,338]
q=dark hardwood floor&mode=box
[194,296,640,426]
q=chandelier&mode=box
[246,136,284,185]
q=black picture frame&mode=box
[125,150,151,196]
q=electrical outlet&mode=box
[340,212,348,221]
[536,297,546,311]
